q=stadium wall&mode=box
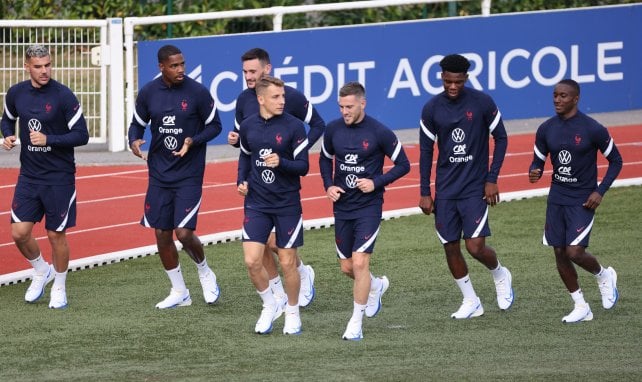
[134,4,641,146]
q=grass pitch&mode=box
[0,186,640,381]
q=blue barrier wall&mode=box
[137,4,641,144]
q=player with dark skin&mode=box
[529,82,603,294]
[419,70,501,281]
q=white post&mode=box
[481,0,491,16]
[107,18,126,152]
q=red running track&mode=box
[1,125,641,276]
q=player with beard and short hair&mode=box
[319,81,410,340]
[1,44,89,309]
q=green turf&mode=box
[1,186,641,382]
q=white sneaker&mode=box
[155,288,192,309]
[199,268,220,304]
[299,265,316,307]
[562,303,593,323]
[451,297,484,319]
[283,311,302,335]
[365,276,389,318]
[25,265,54,303]
[273,292,287,320]
[48,286,68,309]
[342,319,363,341]
[494,267,514,310]
[255,304,280,335]
[597,266,618,310]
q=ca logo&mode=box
[162,115,176,126]
[344,153,358,164]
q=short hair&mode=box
[255,75,284,96]
[241,48,270,66]
[339,81,366,98]
[157,45,182,63]
[25,44,50,60]
[440,54,470,74]
[557,79,580,96]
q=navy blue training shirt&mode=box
[1,79,89,185]
[419,87,508,199]
[238,112,309,215]
[530,111,622,205]
[128,76,222,187]
[319,114,410,219]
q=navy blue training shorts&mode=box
[11,180,77,232]
[434,197,491,244]
[334,215,381,259]
[141,184,201,230]
[242,208,303,249]
[544,203,594,247]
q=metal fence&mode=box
[0,20,108,143]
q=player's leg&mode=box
[143,185,191,309]
[461,197,514,310]
[435,199,483,319]
[564,205,618,311]
[41,183,78,309]
[11,182,53,303]
[263,231,286,309]
[546,204,592,322]
[274,214,304,335]
[243,209,280,334]
[174,186,219,304]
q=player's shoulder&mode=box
[325,118,346,133]
[284,85,306,100]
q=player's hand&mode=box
[130,139,147,160]
[29,130,47,146]
[419,195,434,215]
[172,137,193,157]
[326,186,345,202]
[238,181,248,196]
[356,178,375,193]
[264,153,280,168]
[583,191,603,210]
[2,136,17,151]
[227,131,239,146]
[529,168,542,183]
[484,182,500,206]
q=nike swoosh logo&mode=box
[576,226,585,232]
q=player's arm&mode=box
[594,130,623,197]
[237,131,252,190]
[288,89,326,147]
[318,128,344,201]
[1,90,18,150]
[372,129,410,190]
[418,110,436,214]
[228,104,243,148]
[277,122,309,176]
[487,107,507,184]
[528,127,548,184]
[191,91,222,146]
[128,93,150,160]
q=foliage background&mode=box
[1,0,641,40]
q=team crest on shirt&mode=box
[362,140,369,151]
[276,133,283,145]
[45,103,52,113]
[180,99,188,111]
[466,111,473,121]
[574,134,582,145]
